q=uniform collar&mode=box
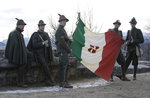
[131,27,136,30]
[38,30,44,33]
[114,28,119,32]
[59,25,64,29]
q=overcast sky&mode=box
[0,0,150,41]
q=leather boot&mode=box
[17,83,28,88]
[121,76,130,81]
[59,82,73,88]
[45,81,55,86]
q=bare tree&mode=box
[47,16,58,38]
[47,8,102,39]
[144,23,150,40]
[47,15,75,40]
[145,24,150,32]
[81,8,102,33]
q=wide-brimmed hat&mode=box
[58,14,69,22]
[129,17,137,24]
[15,18,26,25]
[38,20,46,26]
[113,20,121,25]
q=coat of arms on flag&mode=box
[71,13,123,81]
[88,45,99,53]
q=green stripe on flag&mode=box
[71,18,85,61]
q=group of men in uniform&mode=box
[4,14,144,88]
[5,14,73,88]
[111,17,144,81]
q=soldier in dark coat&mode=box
[125,17,144,80]
[27,20,55,86]
[5,18,32,87]
[55,14,73,88]
[110,20,130,81]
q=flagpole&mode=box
[77,12,80,22]
[76,12,80,26]
[78,12,80,19]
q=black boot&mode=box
[115,74,122,80]
[45,81,55,86]
[133,65,137,80]
[17,82,28,88]
[110,74,114,81]
[59,82,73,88]
[121,76,130,81]
[115,74,130,81]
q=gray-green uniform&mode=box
[5,19,32,86]
[113,28,126,78]
[55,25,71,83]
[125,17,144,79]
[111,20,130,81]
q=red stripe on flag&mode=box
[95,30,123,81]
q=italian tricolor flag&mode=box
[71,17,123,81]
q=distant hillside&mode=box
[123,35,150,43]
[0,42,5,47]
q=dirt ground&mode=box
[0,73,150,98]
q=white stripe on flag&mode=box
[81,27,106,72]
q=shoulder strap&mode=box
[37,33,44,42]
[129,30,133,41]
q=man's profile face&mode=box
[114,24,120,29]
[130,23,136,28]
[60,20,67,26]
[39,25,45,31]
[17,25,25,30]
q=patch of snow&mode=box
[0,79,109,94]
[128,64,150,69]
[73,79,109,89]
[127,72,150,77]
[0,87,60,94]
[0,73,150,94]
[115,61,150,69]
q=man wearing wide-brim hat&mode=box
[27,20,55,86]
[125,17,144,80]
[110,20,130,81]
[113,20,121,25]
[58,14,69,22]
[55,14,73,88]
[5,18,32,88]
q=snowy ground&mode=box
[0,78,109,94]
[0,73,150,98]
[0,61,149,97]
